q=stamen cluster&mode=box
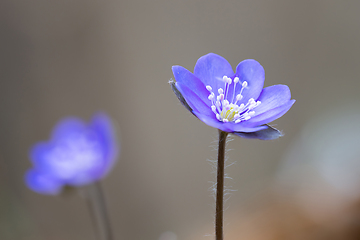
[206,76,261,123]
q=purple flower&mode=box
[170,53,295,140]
[25,113,119,195]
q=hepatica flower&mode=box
[170,53,295,240]
[26,113,119,195]
[170,53,295,140]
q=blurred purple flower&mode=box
[25,113,119,195]
[170,53,295,140]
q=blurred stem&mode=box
[216,130,228,240]
[85,181,113,240]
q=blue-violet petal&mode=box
[172,65,209,105]
[235,59,265,103]
[233,125,283,140]
[194,53,234,92]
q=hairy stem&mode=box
[216,130,228,240]
[85,181,113,240]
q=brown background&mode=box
[1,1,360,240]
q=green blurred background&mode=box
[1,1,360,239]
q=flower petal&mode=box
[30,142,51,167]
[193,111,268,133]
[233,125,283,140]
[230,122,268,133]
[29,142,67,178]
[176,82,214,117]
[90,113,119,177]
[194,53,234,91]
[51,117,87,143]
[172,65,209,104]
[25,169,63,195]
[170,80,193,113]
[252,85,292,116]
[235,59,265,103]
[245,100,295,127]
[193,111,233,132]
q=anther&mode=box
[206,77,260,123]
[223,76,232,84]
[208,93,214,100]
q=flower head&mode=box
[25,113,119,195]
[170,53,295,140]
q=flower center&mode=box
[206,76,261,123]
[47,134,103,180]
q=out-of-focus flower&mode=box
[170,53,295,140]
[25,113,119,195]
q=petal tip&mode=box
[170,81,193,113]
[233,125,283,140]
[171,65,182,74]
[25,169,63,195]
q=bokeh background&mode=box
[1,1,360,239]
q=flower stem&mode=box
[85,181,113,240]
[216,130,228,240]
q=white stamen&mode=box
[206,75,260,124]
[231,77,238,103]
[222,76,232,84]
[208,93,214,100]
[211,106,217,112]
[239,103,245,111]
